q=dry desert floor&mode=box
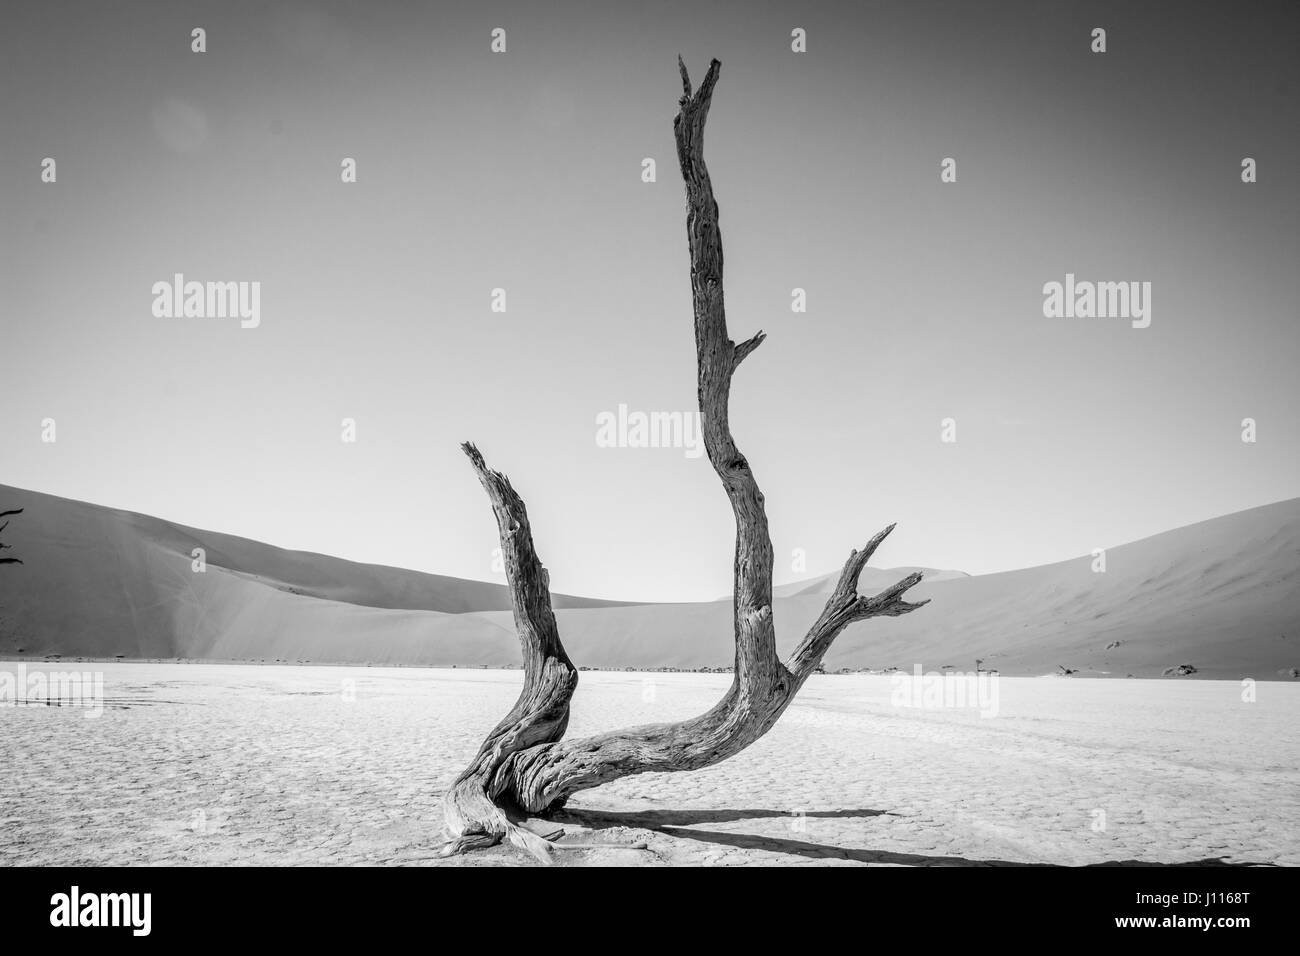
[2,663,1296,866]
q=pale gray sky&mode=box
[2,0,1296,601]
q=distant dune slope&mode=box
[1,483,1296,678]
[0,485,632,663]
[769,566,970,599]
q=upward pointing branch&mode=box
[460,443,569,676]
[674,56,778,687]
[786,524,930,681]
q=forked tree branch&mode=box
[786,524,930,682]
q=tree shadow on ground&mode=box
[561,807,894,827]
[555,807,1270,867]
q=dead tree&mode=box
[0,509,21,565]
[440,58,929,861]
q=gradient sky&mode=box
[2,0,1297,602]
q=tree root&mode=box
[436,831,503,857]
[437,822,650,864]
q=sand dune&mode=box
[0,483,1296,678]
[770,566,969,599]
[0,485,631,664]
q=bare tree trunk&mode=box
[439,58,928,862]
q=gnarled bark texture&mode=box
[439,58,929,861]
